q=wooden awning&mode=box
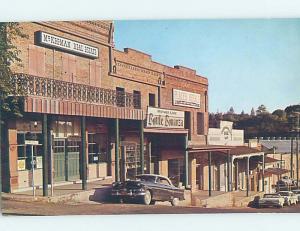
[264,156,281,163]
[264,168,289,177]
[187,145,232,153]
[144,128,188,134]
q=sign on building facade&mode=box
[146,107,185,129]
[36,31,99,59]
[173,89,201,108]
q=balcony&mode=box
[11,73,141,109]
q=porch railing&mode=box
[10,73,141,109]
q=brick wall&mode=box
[11,20,209,145]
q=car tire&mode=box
[171,198,179,206]
[142,190,152,205]
[150,200,156,205]
[112,197,123,203]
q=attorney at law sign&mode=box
[173,89,201,108]
[146,107,184,129]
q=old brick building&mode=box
[1,20,263,196]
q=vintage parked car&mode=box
[292,189,300,203]
[281,176,293,185]
[258,194,285,208]
[278,191,298,206]
[111,174,185,206]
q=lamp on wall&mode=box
[158,77,162,85]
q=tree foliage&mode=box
[209,104,300,139]
[0,22,27,117]
[256,104,268,115]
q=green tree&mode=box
[228,106,235,114]
[272,109,287,121]
[250,107,256,116]
[0,22,27,117]
[256,104,268,115]
[285,104,300,116]
[1,23,27,186]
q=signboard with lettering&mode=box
[17,159,26,171]
[25,140,39,145]
[173,89,201,108]
[146,107,184,129]
[35,31,99,59]
[36,156,43,169]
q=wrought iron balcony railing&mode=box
[10,74,141,109]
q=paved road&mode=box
[2,199,300,215]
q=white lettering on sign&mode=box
[173,89,201,108]
[36,31,99,59]
[146,107,184,129]
[25,140,39,145]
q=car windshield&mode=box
[279,192,289,196]
[136,175,156,183]
[263,194,280,198]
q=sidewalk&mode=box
[2,178,113,203]
[191,190,262,208]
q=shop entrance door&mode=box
[66,137,80,181]
[53,137,80,182]
[53,138,66,182]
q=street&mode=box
[2,199,300,216]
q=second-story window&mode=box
[149,93,156,107]
[185,111,191,140]
[204,91,208,112]
[197,112,205,135]
[116,87,125,107]
[133,90,141,109]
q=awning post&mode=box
[246,156,250,197]
[184,134,189,188]
[208,151,212,196]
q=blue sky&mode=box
[114,19,300,114]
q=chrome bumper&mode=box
[259,201,281,206]
[111,190,146,197]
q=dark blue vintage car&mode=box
[111,174,185,206]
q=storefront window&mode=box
[17,132,43,171]
[88,133,108,164]
[53,118,79,138]
[168,159,184,186]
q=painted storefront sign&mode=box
[36,31,99,58]
[146,107,184,129]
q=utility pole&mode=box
[296,112,299,189]
[0,98,2,195]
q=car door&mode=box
[157,177,173,201]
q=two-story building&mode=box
[1,20,263,197]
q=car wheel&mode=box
[171,198,179,206]
[150,200,155,205]
[142,190,152,205]
[112,197,123,203]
